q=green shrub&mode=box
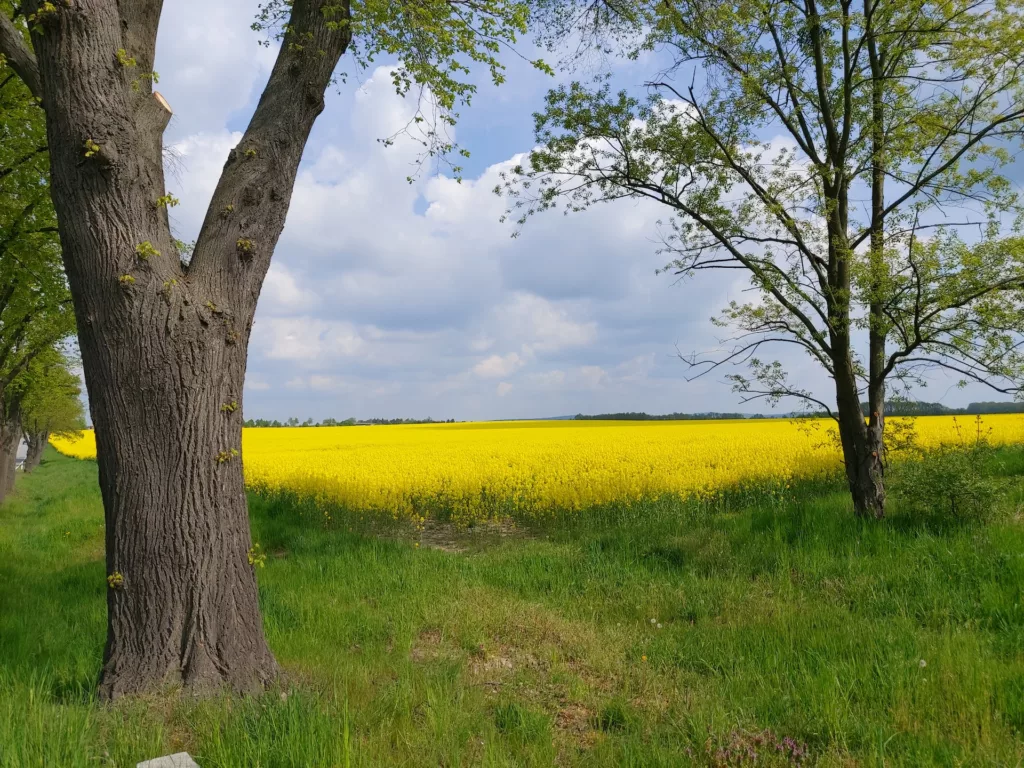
[892,442,1001,523]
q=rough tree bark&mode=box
[0,413,20,504]
[22,431,47,473]
[2,0,351,698]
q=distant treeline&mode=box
[574,412,761,421]
[360,418,457,425]
[575,402,1024,422]
[243,417,455,427]
[860,401,1024,416]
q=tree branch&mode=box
[115,0,164,79]
[0,11,41,99]
[0,145,48,184]
[188,0,352,311]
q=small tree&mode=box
[19,350,86,472]
[0,56,73,502]
[508,0,1024,518]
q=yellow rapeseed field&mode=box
[51,415,1024,522]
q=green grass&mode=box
[2,449,1024,766]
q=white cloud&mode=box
[245,377,271,391]
[469,334,495,352]
[473,352,525,378]
[309,375,354,393]
[261,264,318,312]
[166,131,243,241]
[614,354,658,382]
[154,30,841,420]
[155,0,277,139]
[578,366,609,390]
[285,374,403,398]
[524,370,566,390]
[256,317,365,362]
[494,293,597,354]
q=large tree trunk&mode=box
[89,323,275,699]
[14,0,350,699]
[22,431,47,473]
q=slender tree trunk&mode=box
[22,431,48,473]
[833,358,885,518]
[864,0,888,518]
[0,415,20,505]
[827,179,885,519]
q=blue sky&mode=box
[149,1,1020,422]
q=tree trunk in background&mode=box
[22,431,48,473]
[863,2,888,520]
[0,416,20,505]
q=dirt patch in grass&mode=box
[409,627,445,663]
[465,639,528,690]
[416,518,529,553]
[555,702,593,735]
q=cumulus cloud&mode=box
[153,13,846,420]
[261,264,318,313]
[474,353,526,379]
[494,293,597,354]
[256,318,365,362]
[155,0,277,139]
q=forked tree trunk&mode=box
[841,414,885,519]
[22,431,47,473]
[12,0,351,698]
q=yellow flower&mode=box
[50,415,1024,525]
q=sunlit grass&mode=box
[2,449,1024,766]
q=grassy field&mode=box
[2,449,1024,766]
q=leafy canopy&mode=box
[0,53,75,419]
[19,347,85,438]
[505,0,1024,413]
[253,0,553,178]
